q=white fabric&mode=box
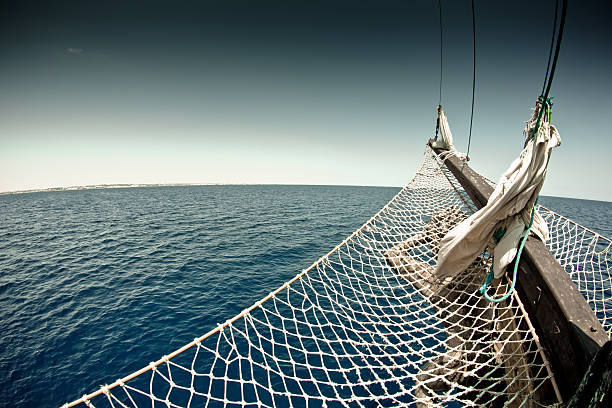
[432,106,454,150]
[435,104,561,280]
[432,106,468,161]
[492,215,527,279]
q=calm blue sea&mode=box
[0,185,610,408]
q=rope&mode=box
[532,0,568,139]
[480,197,540,303]
[438,0,443,107]
[541,0,560,97]
[465,0,476,162]
[480,0,567,302]
[435,0,443,140]
[542,0,567,102]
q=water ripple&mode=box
[2,187,608,407]
[0,185,398,408]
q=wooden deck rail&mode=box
[430,142,608,402]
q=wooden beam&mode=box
[429,142,608,401]
[566,340,612,407]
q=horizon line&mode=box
[0,182,402,196]
[1,182,609,204]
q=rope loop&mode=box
[531,96,554,141]
[480,197,539,303]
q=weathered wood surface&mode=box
[566,340,612,407]
[430,142,608,401]
[385,207,534,407]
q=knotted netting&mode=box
[539,207,612,337]
[475,167,612,340]
[67,146,603,408]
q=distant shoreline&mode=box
[0,183,400,196]
[0,183,223,195]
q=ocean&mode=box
[0,185,610,408]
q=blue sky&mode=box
[1,1,611,201]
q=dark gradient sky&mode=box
[1,1,611,200]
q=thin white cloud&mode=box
[67,48,84,55]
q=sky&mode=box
[1,0,611,201]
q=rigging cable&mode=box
[541,0,560,97]
[438,0,443,107]
[533,0,568,138]
[435,0,443,139]
[480,0,568,302]
[542,0,568,102]
[465,0,476,162]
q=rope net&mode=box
[65,146,611,408]
[478,173,612,338]
[539,207,612,337]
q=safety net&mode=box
[539,207,612,337]
[63,144,612,408]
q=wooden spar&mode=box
[430,141,609,401]
[566,340,612,407]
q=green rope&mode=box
[480,98,552,302]
[478,0,566,302]
[493,227,506,243]
[480,94,556,302]
[479,197,539,303]
[531,96,553,142]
